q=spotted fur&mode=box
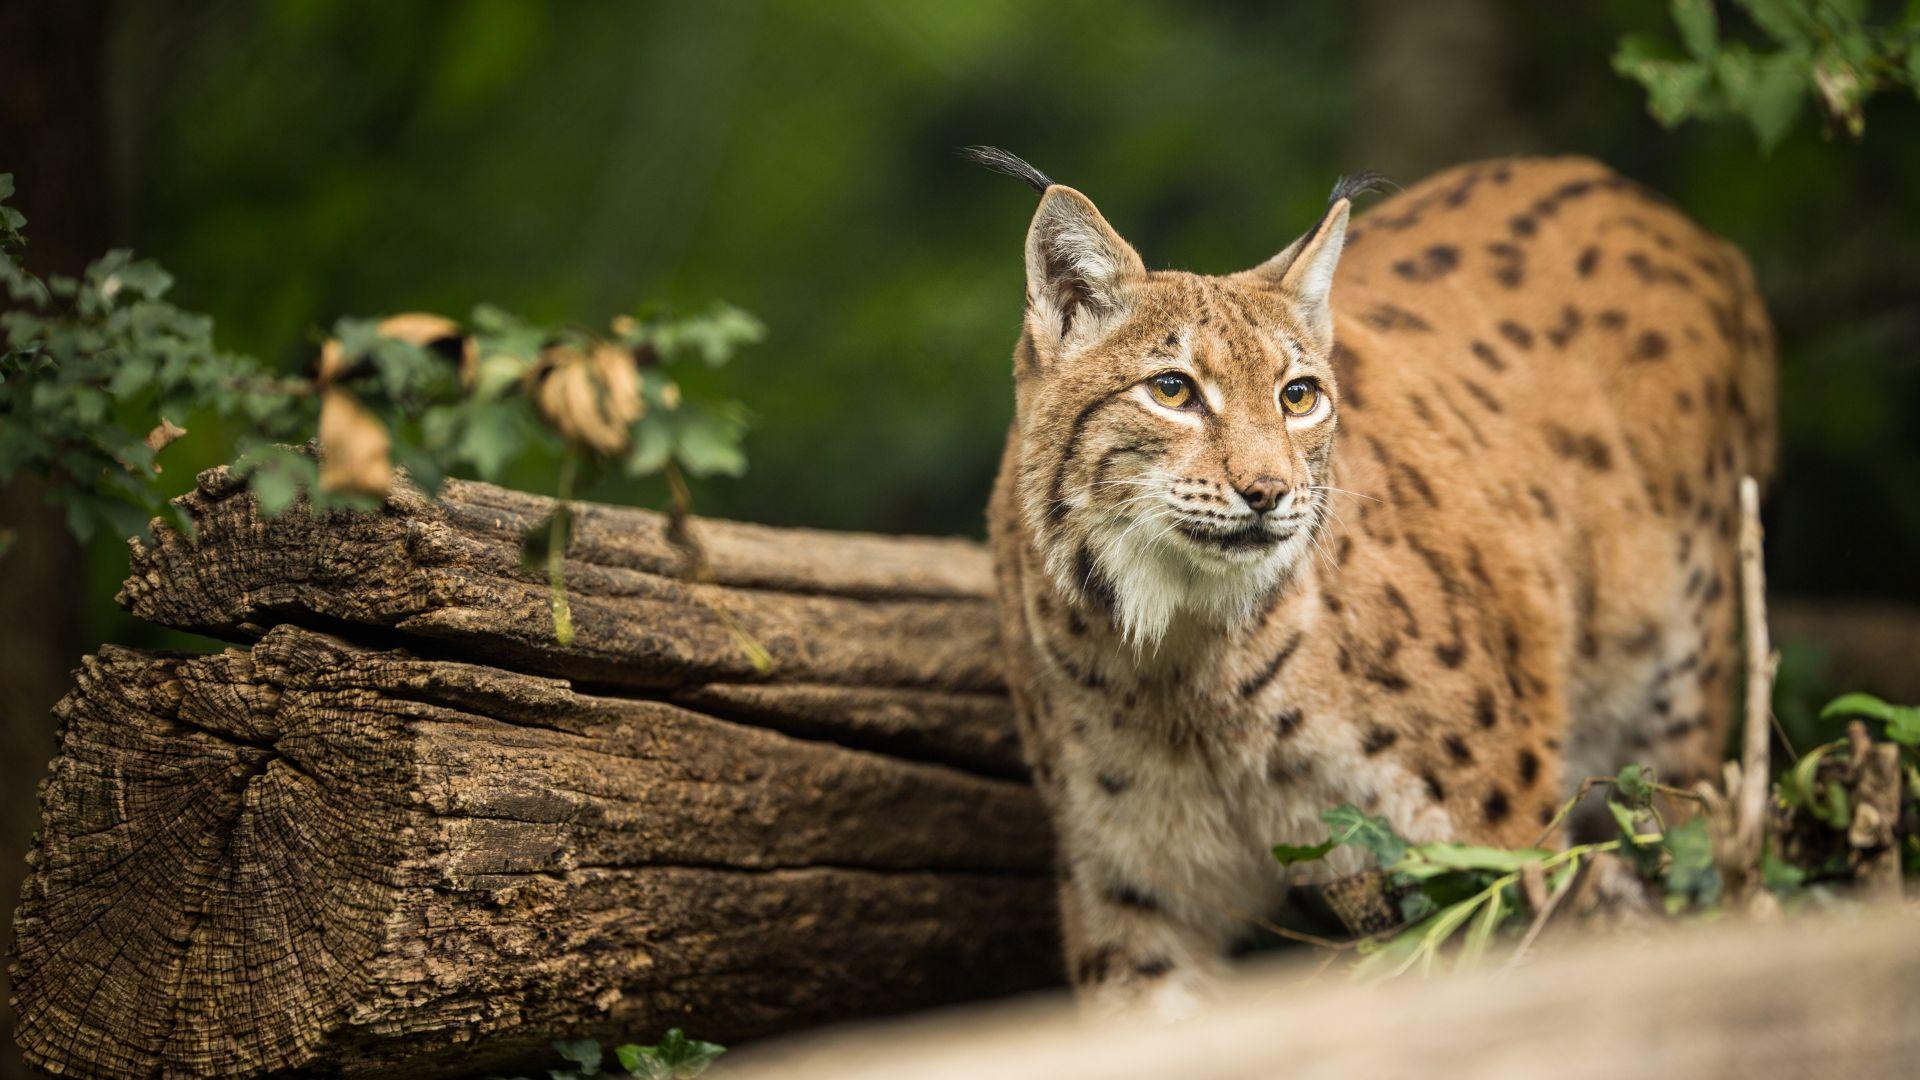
[981,153,1776,1016]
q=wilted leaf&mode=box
[318,388,394,497]
[376,311,461,349]
[531,342,645,455]
[144,416,187,455]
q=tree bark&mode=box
[12,473,1058,1078]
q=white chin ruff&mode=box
[1076,520,1299,648]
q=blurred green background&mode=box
[5,3,1919,1075]
[72,0,1920,632]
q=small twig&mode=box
[1503,854,1581,970]
[1734,476,1775,892]
[663,461,772,673]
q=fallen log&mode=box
[11,472,1058,1078]
[723,908,1920,1080]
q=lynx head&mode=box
[970,147,1377,647]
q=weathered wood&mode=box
[117,469,1006,698]
[723,908,1920,1080]
[12,626,1058,1078]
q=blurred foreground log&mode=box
[11,471,1057,1078]
[726,907,1920,1080]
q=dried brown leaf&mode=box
[318,388,394,497]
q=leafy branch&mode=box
[1615,0,1920,151]
[0,172,762,646]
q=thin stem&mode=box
[547,448,577,646]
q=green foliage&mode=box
[1821,691,1920,745]
[1615,0,1920,150]
[0,174,760,640]
[507,1032,724,1080]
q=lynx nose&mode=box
[1236,477,1289,514]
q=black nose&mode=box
[1237,477,1289,513]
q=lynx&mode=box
[974,147,1776,1015]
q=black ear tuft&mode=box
[961,146,1056,194]
[1328,170,1393,206]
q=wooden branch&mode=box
[11,627,1057,1078]
[721,910,1920,1080]
[1734,476,1774,890]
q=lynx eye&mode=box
[1280,377,1321,416]
[1146,372,1198,410]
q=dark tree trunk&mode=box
[0,5,107,1078]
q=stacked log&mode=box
[10,469,1058,1078]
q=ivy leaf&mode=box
[552,1039,602,1076]
[1820,692,1920,745]
[1320,804,1408,869]
[614,1030,725,1079]
[1271,839,1336,866]
[672,404,749,478]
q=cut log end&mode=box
[14,626,1057,1078]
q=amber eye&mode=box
[1280,378,1321,416]
[1147,372,1198,409]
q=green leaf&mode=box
[1321,804,1408,869]
[1459,885,1507,963]
[1398,842,1553,877]
[1614,36,1717,126]
[1736,0,1813,46]
[1662,818,1721,904]
[1272,839,1336,866]
[1614,762,1656,807]
[613,1031,725,1079]
[552,1039,602,1076]
[624,416,674,476]
[1820,692,1920,744]
[1744,50,1809,152]
[1672,0,1719,59]
[672,405,748,478]
[1777,812,1830,873]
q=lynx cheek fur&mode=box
[976,149,1776,1016]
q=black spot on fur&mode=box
[1444,734,1474,763]
[1097,772,1130,795]
[1422,771,1447,802]
[1597,308,1626,331]
[1133,956,1174,979]
[1105,882,1161,912]
[1391,244,1461,283]
[1483,788,1512,824]
[1076,946,1120,985]
[1475,689,1497,729]
[1460,378,1503,413]
[1576,246,1600,277]
[1518,749,1541,786]
[1362,726,1398,755]
[1239,631,1305,699]
[1631,330,1669,361]
[1274,709,1305,738]
[1497,320,1534,350]
[1469,339,1506,373]
[1359,303,1434,332]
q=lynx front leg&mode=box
[1057,866,1235,1019]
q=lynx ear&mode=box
[1024,186,1145,348]
[1245,198,1351,342]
